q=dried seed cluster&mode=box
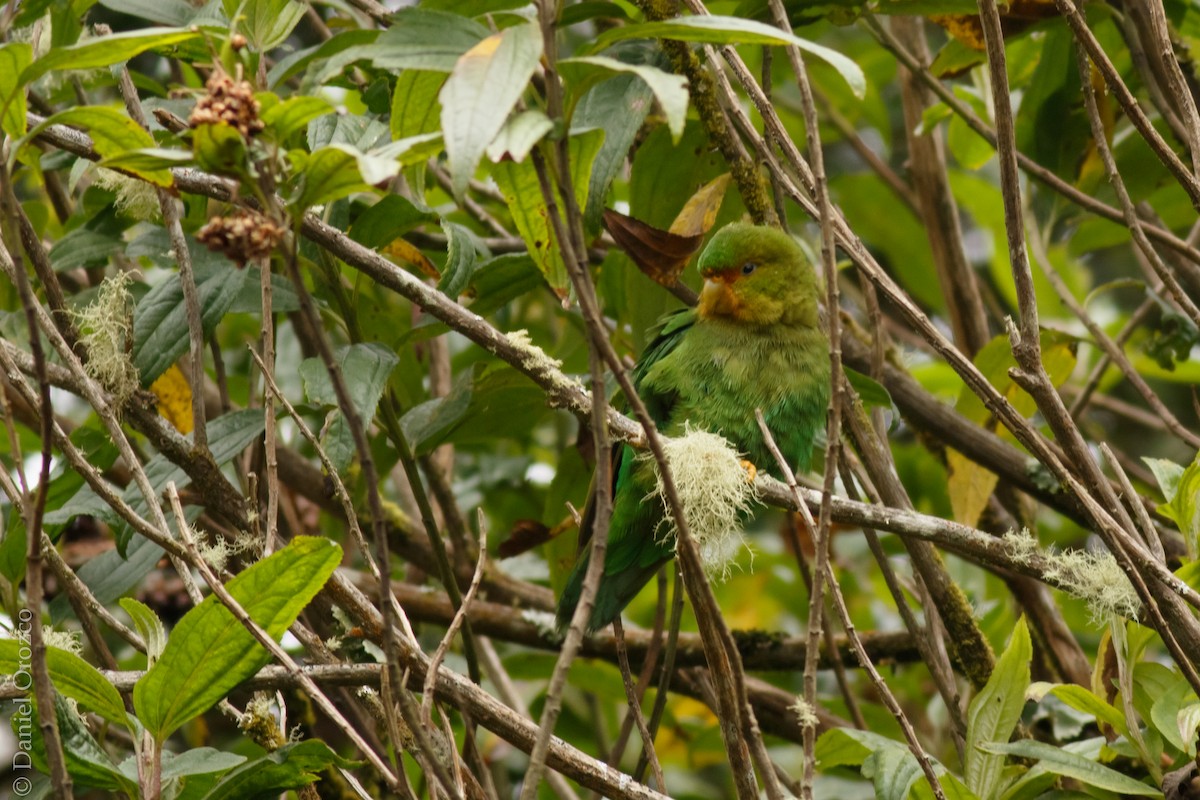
[189,72,263,139]
[196,210,285,266]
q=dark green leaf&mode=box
[349,195,439,248]
[464,254,543,316]
[132,261,248,385]
[844,367,894,414]
[97,0,199,25]
[300,343,400,471]
[49,226,123,272]
[368,7,489,72]
[438,221,478,298]
[160,747,246,779]
[560,56,688,141]
[199,740,357,800]
[573,70,653,232]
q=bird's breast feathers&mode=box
[639,318,830,472]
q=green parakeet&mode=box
[556,222,831,632]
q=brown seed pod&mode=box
[196,210,285,267]
[188,71,264,139]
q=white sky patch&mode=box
[524,462,555,487]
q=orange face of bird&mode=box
[697,263,756,320]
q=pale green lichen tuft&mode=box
[92,168,161,221]
[1043,545,1141,624]
[1003,528,1039,566]
[521,609,560,639]
[505,329,564,374]
[43,629,82,655]
[75,271,140,408]
[647,424,757,581]
[790,697,819,730]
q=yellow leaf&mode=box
[669,173,731,237]
[150,364,193,435]
[382,237,441,280]
[947,449,998,527]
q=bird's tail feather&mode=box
[555,555,665,633]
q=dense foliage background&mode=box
[3,0,1200,797]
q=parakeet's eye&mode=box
[741,262,757,275]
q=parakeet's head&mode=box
[695,223,820,327]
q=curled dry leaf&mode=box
[383,237,442,281]
[602,172,730,286]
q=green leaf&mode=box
[391,70,447,140]
[464,254,543,316]
[132,261,249,385]
[133,537,342,742]
[260,96,334,142]
[28,694,139,794]
[946,88,993,170]
[1028,682,1127,737]
[486,109,554,164]
[439,221,478,298]
[1148,675,1196,754]
[348,195,438,248]
[368,7,489,72]
[299,343,400,471]
[439,21,544,200]
[199,740,357,800]
[978,740,1162,796]
[48,226,124,272]
[19,27,199,87]
[494,128,604,294]
[192,122,250,177]
[814,726,902,769]
[98,147,194,174]
[371,132,444,167]
[60,411,266,612]
[560,55,688,142]
[21,107,172,186]
[160,747,246,779]
[1158,450,1200,555]
[845,367,894,414]
[863,746,924,800]
[0,43,32,139]
[400,363,548,455]
[593,16,865,99]
[573,70,653,233]
[293,143,394,210]
[0,641,127,726]
[97,0,199,26]
[119,598,167,667]
[227,0,305,50]
[966,616,1031,799]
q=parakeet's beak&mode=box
[699,278,738,318]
